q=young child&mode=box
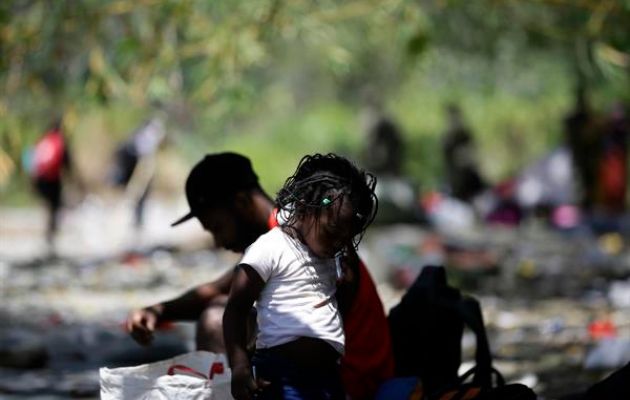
[223,153,378,400]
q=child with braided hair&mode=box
[223,153,378,400]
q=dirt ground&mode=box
[1,200,629,399]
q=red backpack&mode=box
[32,130,65,181]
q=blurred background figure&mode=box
[108,113,167,234]
[441,103,487,203]
[364,117,404,177]
[361,106,423,225]
[563,85,600,212]
[595,102,628,215]
[24,117,80,254]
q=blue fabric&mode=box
[374,377,419,400]
[252,350,344,400]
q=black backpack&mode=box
[389,266,465,393]
[388,265,536,400]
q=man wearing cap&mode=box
[126,152,394,399]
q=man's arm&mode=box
[126,268,234,345]
[223,264,265,400]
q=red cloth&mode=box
[598,148,627,212]
[341,261,395,399]
[267,208,279,229]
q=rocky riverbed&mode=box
[1,201,629,399]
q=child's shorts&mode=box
[252,346,344,400]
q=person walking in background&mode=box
[223,153,379,399]
[126,152,394,399]
[108,114,166,232]
[27,118,80,253]
[563,85,601,212]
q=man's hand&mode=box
[126,307,160,346]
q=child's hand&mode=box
[338,245,358,284]
[231,365,258,400]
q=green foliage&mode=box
[189,102,360,195]
[0,0,628,203]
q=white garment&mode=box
[133,117,166,156]
[240,227,344,354]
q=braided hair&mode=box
[276,153,378,248]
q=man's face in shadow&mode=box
[196,200,263,253]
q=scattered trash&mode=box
[608,280,630,309]
[598,233,625,256]
[421,191,476,232]
[588,319,617,340]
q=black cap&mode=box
[171,152,259,226]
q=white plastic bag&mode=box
[100,350,233,400]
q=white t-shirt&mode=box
[240,227,344,354]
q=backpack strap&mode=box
[456,297,495,388]
[424,271,498,388]
[425,269,505,399]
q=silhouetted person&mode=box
[361,113,423,224]
[364,117,404,177]
[29,118,76,251]
[109,115,166,230]
[564,85,600,211]
[442,104,486,202]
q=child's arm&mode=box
[223,263,265,400]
